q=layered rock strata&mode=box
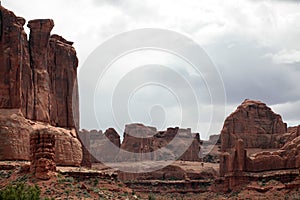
[0,6,82,166]
[221,99,287,151]
[30,129,56,180]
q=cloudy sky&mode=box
[4,0,300,139]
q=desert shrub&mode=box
[148,193,156,200]
[0,182,40,200]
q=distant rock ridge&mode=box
[80,123,202,163]
[0,6,82,168]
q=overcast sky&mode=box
[4,0,300,139]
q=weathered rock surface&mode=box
[80,124,201,163]
[116,124,201,162]
[221,99,287,151]
[0,6,82,166]
[0,6,79,128]
[82,128,121,163]
[48,34,79,129]
[0,109,31,160]
[30,129,56,180]
[78,130,92,167]
[51,127,82,166]
[118,165,187,181]
[246,134,300,172]
[219,99,300,184]
[27,19,54,123]
[0,6,34,119]
[0,109,82,166]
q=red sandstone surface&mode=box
[0,6,82,170]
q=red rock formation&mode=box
[118,165,187,181]
[30,129,56,180]
[80,124,201,163]
[219,139,246,176]
[0,6,34,119]
[116,124,201,162]
[245,134,300,172]
[86,128,121,163]
[78,129,92,167]
[0,6,79,129]
[48,34,79,128]
[0,109,31,160]
[218,101,300,191]
[0,6,82,166]
[52,127,82,166]
[105,128,121,147]
[0,109,82,165]
[221,99,287,151]
[27,19,54,123]
[179,132,201,161]
[117,124,157,161]
[219,100,298,178]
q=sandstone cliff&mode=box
[116,124,201,162]
[221,99,287,151]
[0,6,82,166]
[219,100,300,191]
[79,128,121,163]
[79,124,202,163]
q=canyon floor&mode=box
[0,161,299,200]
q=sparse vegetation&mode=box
[0,182,40,200]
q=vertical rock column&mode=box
[48,35,79,128]
[220,152,231,177]
[0,6,34,116]
[236,139,245,172]
[30,129,56,180]
[27,19,54,123]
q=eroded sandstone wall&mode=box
[0,6,82,165]
[221,99,287,151]
[80,124,202,163]
[219,100,300,178]
[0,7,34,118]
[80,128,121,163]
[0,6,79,129]
[30,129,56,180]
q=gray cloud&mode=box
[5,0,300,134]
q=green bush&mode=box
[0,182,40,200]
